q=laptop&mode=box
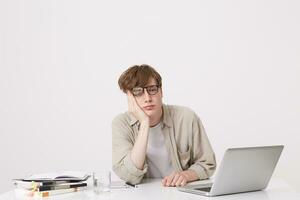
[177,145,284,197]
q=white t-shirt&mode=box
[146,122,174,178]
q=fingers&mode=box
[165,173,174,187]
[180,178,187,186]
[171,173,180,186]
[127,90,137,112]
[162,171,175,187]
[176,176,187,186]
[127,91,139,108]
[162,171,188,187]
[161,178,167,186]
[126,90,134,100]
[175,175,184,186]
[126,90,149,123]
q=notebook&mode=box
[23,171,90,181]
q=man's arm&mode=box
[188,113,216,179]
[130,121,149,169]
[111,92,151,184]
[127,91,150,170]
[112,115,147,184]
[162,112,216,187]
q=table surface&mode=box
[0,178,299,200]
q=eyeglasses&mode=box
[132,85,160,97]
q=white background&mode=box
[0,0,299,194]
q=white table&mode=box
[0,178,299,200]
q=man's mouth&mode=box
[143,105,155,110]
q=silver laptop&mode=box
[177,145,284,197]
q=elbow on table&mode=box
[112,165,144,185]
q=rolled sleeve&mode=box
[123,153,148,175]
[189,163,211,180]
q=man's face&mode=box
[132,78,163,118]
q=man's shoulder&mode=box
[165,104,197,119]
[112,112,131,125]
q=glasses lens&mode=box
[147,85,159,95]
[132,87,143,96]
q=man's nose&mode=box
[143,89,152,102]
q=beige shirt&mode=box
[112,104,216,184]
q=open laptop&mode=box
[177,145,284,197]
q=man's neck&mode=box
[149,109,163,127]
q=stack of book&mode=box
[13,171,90,198]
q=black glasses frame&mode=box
[132,85,161,97]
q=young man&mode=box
[112,64,216,187]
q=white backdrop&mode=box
[0,0,299,194]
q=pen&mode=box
[125,182,138,188]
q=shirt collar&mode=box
[128,104,172,128]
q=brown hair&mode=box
[118,64,162,93]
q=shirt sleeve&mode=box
[111,115,148,184]
[188,113,216,180]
